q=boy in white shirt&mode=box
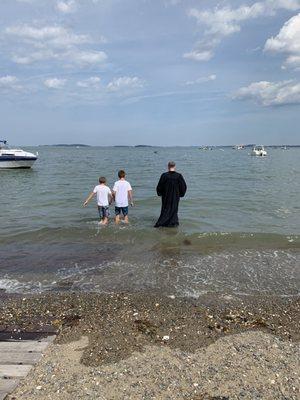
[83,177,112,225]
[113,170,133,224]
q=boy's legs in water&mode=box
[123,207,129,223]
[115,207,129,224]
[100,216,108,225]
[99,207,109,225]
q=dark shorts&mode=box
[115,206,128,216]
[98,206,110,219]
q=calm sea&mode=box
[0,146,299,297]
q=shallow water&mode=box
[0,146,299,296]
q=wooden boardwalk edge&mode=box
[0,335,56,399]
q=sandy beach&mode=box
[1,292,299,399]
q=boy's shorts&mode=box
[98,206,110,219]
[115,206,128,216]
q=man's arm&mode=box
[179,174,187,197]
[83,192,95,207]
[156,174,165,196]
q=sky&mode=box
[0,0,300,146]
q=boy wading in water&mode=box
[113,170,133,224]
[83,177,112,225]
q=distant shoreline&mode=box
[33,144,300,148]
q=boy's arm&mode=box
[128,190,134,206]
[108,192,113,205]
[83,192,95,207]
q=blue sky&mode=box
[0,0,299,145]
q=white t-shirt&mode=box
[113,179,132,207]
[93,185,111,206]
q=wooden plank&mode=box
[39,335,56,343]
[0,351,42,364]
[0,379,19,393]
[0,341,48,353]
[0,365,32,378]
[0,391,8,400]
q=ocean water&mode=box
[0,146,299,297]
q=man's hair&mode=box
[168,161,176,169]
[118,170,126,178]
[99,176,106,184]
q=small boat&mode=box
[251,145,267,157]
[0,140,38,169]
[199,146,213,150]
[233,144,245,150]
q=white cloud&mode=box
[107,77,144,92]
[0,75,21,90]
[183,50,213,62]
[44,78,66,89]
[56,0,77,13]
[186,74,216,85]
[77,76,101,88]
[265,13,300,69]
[5,24,107,67]
[5,24,90,48]
[185,1,300,62]
[70,50,107,66]
[233,80,300,106]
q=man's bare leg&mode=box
[115,215,120,224]
[124,215,129,224]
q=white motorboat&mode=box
[0,140,38,169]
[251,145,267,157]
[233,144,245,150]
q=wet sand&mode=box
[1,291,299,399]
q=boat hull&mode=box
[251,151,267,157]
[0,158,37,169]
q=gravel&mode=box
[1,291,299,399]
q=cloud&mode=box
[4,23,107,67]
[44,78,66,89]
[185,0,300,62]
[56,1,77,13]
[5,24,90,47]
[186,74,216,85]
[265,13,300,69]
[183,50,213,62]
[77,76,101,88]
[0,75,21,90]
[233,80,300,106]
[107,76,144,92]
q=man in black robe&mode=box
[154,161,187,227]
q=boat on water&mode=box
[251,145,267,157]
[199,146,213,150]
[0,140,38,169]
[233,144,245,150]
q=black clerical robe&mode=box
[154,171,187,227]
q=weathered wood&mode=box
[39,335,56,343]
[0,390,8,400]
[0,365,32,378]
[0,341,48,353]
[0,378,19,393]
[0,351,41,365]
[0,335,55,398]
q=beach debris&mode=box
[134,319,157,337]
[162,335,170,342]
